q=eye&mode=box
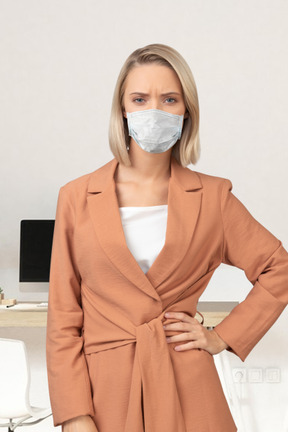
[133,97,145,103]
[165,97,176,103]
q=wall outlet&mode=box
[265,368,280,383]
[248,368,263,383]
[232,368,246,383]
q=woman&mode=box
[46,43,288,432]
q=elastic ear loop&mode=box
[195,310,204,325]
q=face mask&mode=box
[126,109,184,153]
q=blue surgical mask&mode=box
[127,109,184,153]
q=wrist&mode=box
[63,415,92,428]
[211,329,229,351]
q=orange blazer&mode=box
[46,156,288,431]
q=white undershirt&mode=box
[119,205,168,274]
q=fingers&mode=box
[173,341,203,352]
[164,311,195,323]
[163,311,208,352]
[165,329,206,349]
[163,321,193,332]
[163,311,201,333]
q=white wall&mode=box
[1,1,287,430]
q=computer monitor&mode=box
[19,220,55,293]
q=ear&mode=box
[184,110,189,119]
[123,109,127,119]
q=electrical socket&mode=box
[231,367,281,384]
[265,368,280,383]
[232,368,246,383]
[248,368,263,383]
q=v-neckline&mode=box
[115,187,170,274]
[86,157,203,299]
[118,204,169,275]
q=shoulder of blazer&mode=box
[163,158,233,193]
[59,158,117,195]
[184,166,233,194]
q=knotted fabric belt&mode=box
[124,312,187,432]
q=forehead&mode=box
[124,64,182,92]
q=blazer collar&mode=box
[87,156,203,301]
[87,156,203,194]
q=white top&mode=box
[119,205,168,274]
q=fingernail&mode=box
[165,312,170,317]
[163,325,166,329]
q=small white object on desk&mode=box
[0,303,48,310]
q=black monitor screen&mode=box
[19,220,55,282]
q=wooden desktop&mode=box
[0,301,238,328]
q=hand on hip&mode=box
[163,311,228,355]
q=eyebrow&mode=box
[129,92,181,96]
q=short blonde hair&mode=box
[108,43,200,167]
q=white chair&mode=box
[214,350,246,432]
[0,338,52,431]
[284,408,288,432]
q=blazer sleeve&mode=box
[214,179,288,361]
[46,186,95,426]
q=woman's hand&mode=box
[62,415,98,432]
[163,311,228,355]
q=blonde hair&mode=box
[108,43,200,167]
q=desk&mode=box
[0,301,243,429]
[197,301,239,328]
[0,301,238,328]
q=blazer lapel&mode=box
[146,157,203,288]
[86,157,203,299]
[87,159,160,301]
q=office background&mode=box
[0,0,287,430]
